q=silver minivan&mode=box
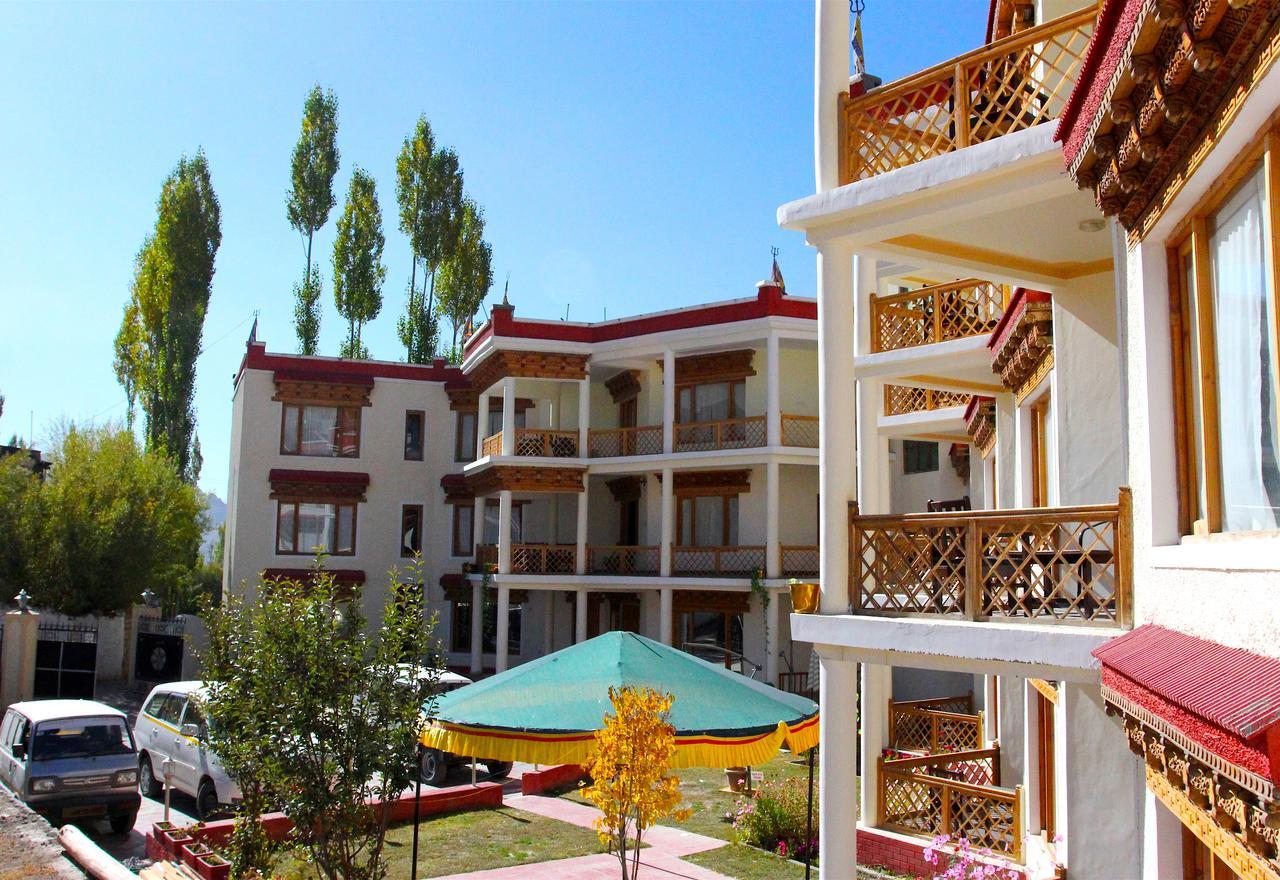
[0,700,141,832]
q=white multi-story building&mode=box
[779,1,1280,878]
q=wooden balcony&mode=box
[674,416,766,452]
[473,543,576,574]
[879,750,1022,861]
[870,280,1009,353]
[781,414,820,448]
[890,696,984,753]
[781,545,819,577]
[514,428,579,458]
[884,385,972,416]
[671,545,765,577]
[480,432,503,458]
[587,425,663,458]
[586,546,660,576]
[839,7,1095,184]
[849,489,1132,626]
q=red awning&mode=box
[268,468,370,487]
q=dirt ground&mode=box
[0,787,83,880]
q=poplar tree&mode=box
[436,199,494,358]
[113,150,221,482]
[332,168,386,359]
[287,85,340,355]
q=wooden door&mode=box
[1036,686,1056,838]
[1030,396,1050,507]
[1182,826,1242,880]
[619,499,639,546]
[618,397,637,429]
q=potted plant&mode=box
[159,824,193,860]
[725,767,750,792]
[180,839,212,869]
[194,851,231,880]
[789,579,820,614]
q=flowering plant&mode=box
[730,774,818,861]
[922,834,1022,880]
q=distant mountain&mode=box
[201,492,227,562]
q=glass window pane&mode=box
[336,505,355,554]
[1185,250,1209,522]
[694,496,723,547]
[696,383,730,422]
[731,381,746,418]
[297,502,335,553]
[727,496,738,545]
[1210,167,1280,531]
[405,412,424,460]
[282,406,299,453]
[277,503,296,553]
[680,498,693,545]
[336,408,359,457]
[457,412,476,461]
[401,506,421,556]
[301,406,339,456]
[679,388,693,423]
[454,506,473,556]
[483,502,500,545]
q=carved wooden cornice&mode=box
[990,295,1053,401]
[466,350,589,395]
[666,349,756,385]
[268,469,369,502]
[272,370,373,407]
[672,589,751,614]
[445,385,537,413]
[1067,0,1280,235]
[466,465,586,496]
[440,580,529,604]
[964,396,998,459]
[664,469,753,496]
[605,370,642,403]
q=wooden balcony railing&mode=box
[781,414,820,448]
[879,751,1021,861]
[475,544,498,567]
[586,546,660,576]
[588,425,663,458]
[890,698,984,753]
[839,7,1095,183]
[514,428,579,458]
[480,432,502,458]
[510,544,576,574]
[777,671,813,697]
[674,416,766,452]
[870,280,1009,353]
[671,545,766,577]
[884,385,972,416]
[849,489,1132,626]
[781,545,819,577]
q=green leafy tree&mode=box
[113,151,221,482]
[287,86,340,354]
[202,558,440,880]
[333,168,386,359]
[0,424,205,616]
[395,116,463,363]
[436,199,493,358]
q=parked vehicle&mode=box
[133,681,240,820]
[0,700,141,833]
[405,668,514,785]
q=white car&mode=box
[133,681,241,819]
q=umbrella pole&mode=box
[411,744,423,880]
[804,747,814,880]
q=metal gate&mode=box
[135,616,185,683]
[34,622,98,699]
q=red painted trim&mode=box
[462,284,814,354]
[1055,0,1143,166]
[987,288,1050,353]
[520,763,587,796]
[262,567,366,584]
[237,341,465,387]
[272,367,375,387]
[268,468,370,487]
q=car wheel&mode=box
[109,812,136,835]
[196,778,220,820]
[486,760,513,780]
[419,749,449,786]
[138,754,162,799]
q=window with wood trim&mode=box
[276,500,356,556]
[677,494,738,547]
[677,380,746,424]
[451,504,474,558]
[902,440,939,475]
[1169,134,1280,535]
[675,611,744,668]
[482,499,523,544]
[1030,394,1051,507]
[281,404,360,457]
[404,411,424,461]
[455,411,477,462]
[401,504,423,558]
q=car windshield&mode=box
[31,717,134,761]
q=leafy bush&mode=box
[730,773,818,861]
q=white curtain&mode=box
[1211,167,1280,531]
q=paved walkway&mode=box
[430,792,733,880]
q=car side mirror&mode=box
[11,743,25,760]
[180,723,201,740]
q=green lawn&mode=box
[686,843,811,880]
[277,806,607,879]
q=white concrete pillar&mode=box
[764,591,780,685]
[818,242,855,614]
[575,587,588,643]
[1014,402,1035,507]
[1142,789,1183,880]
[495,586,510,673]
[500,377,516,457]
[857,377,891,515]
[1,608,39,709]
[497,490,513,574]
[659,587,673,645]
[575,488,589,575]
[815,0,850,193]
[472,495,486,554]
[662,350,676,453]
[766,459,781,578]
[577,377,590,456]
[767,333,782,446]
[476,393,491,460]
[819,654,859,879]
[859,662,893,827]
[469,578,483,675]
[660,467,674,577]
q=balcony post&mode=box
[660,467,674,577]
[495,585,510,673]
[469,577,483,676]
[662,350,676,453]
[575,487,589,576]
[575,587,588,643]
[475,392,490,460]
[578,377,590,457]
[659,587,673,645]
[497,490,513,575]
[766,459,781,578]
[818,242,855,615]
[767,333,781,447]
[819,653,859,878]
[860,662,892,830]
[500,377,516,457]
[814,0,850,192]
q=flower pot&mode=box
[789,580,820,614]
[725,767,750,793]
[180,841,211,869]
[159,828,192,860]
[195,852,231,880]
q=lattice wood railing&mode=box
[839,7,1095,183]
[586,545,661,576]
[879,752,1022,861]
[781,414,820,448]
[480,432,503,458]
[510,544,576,574]
[781,545,820,577]
[884,385,972,416]
[890,700,985,753]
[849,489,1132,626]
[587,425,663,458]
[514,428,579,458]
[674,416,766,452]
[671,545,766,577]
[870,280,1009,353]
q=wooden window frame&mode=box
[1030,393,1050,508]
[451,504,474,558]
[400,504,424,558]
[455,411,477,463]
[275,499,357,557]
[902,439,939,475]
[1167,121,1280,537]
[676,379,747,425]
[280,404,362,459]
[1035,684,1057,838]
[404,410,425,461]
[675,492,738,547]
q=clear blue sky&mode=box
[0,1,987,497]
